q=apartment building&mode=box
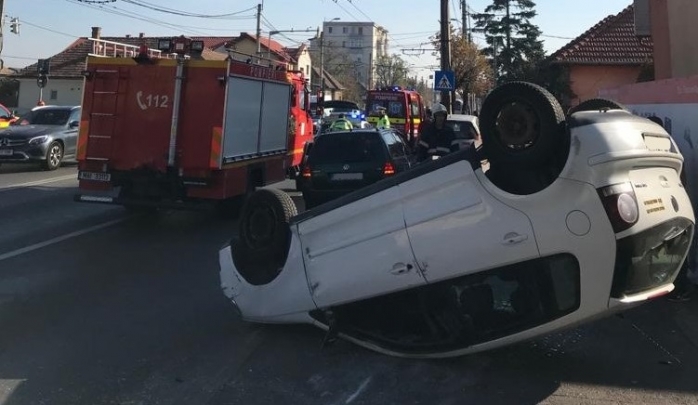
[310,21,389,90]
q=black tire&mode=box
[42,141,63,171]
[567,98,626,115]
[239,189,298,258]
[479,81,565,167]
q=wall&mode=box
[569,64,641,105]
[650,0,698,80]
[295,48,313,89]
[17,78,84,113]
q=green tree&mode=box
[430,26,493,97]
[374,54,409,87]
[308,39,363,103]
[472,0,545,84]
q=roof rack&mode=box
[87,37,180,59]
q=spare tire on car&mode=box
[567,98,626,116]
[232,188,298,285]
[479,81,566,168]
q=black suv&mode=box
[300,128,414,209]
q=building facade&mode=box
[311,21,388,91]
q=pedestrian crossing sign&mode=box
[434,70,455,91]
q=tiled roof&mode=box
[231,33,294,62]
[284,44,307,61]
[15,36,229,78]
[549,4,653,65]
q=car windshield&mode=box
[309,132,386,164]
[446,120,479,140]
[323,101,361,111]
[15,109,71,126]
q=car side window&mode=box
[68,109,81,124]
[382,132,405,159]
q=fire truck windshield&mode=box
[369,101,405,118]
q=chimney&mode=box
[139,32,145,38]
[91,26,101,39]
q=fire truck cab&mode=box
[365,86,426,144]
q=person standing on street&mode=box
[330,113,353,131]
[416,103,459,162]
[376,107,391,129]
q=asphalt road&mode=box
[1,163,698,405]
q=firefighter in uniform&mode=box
[330,113,353,131]
[416,103,459,162]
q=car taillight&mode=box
[302,166,312,178]
[383,162,396,176]
[598,182,639,233]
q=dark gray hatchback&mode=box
[300,129,414,209]
[0,105,81,170]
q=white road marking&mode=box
[0,174,77,192]
[0,218,125,262]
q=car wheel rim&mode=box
[49,145,62,167]
[246,205,277,248]
[495,102,539,150]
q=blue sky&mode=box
[3,0,633,79]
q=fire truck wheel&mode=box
[567,98,626,115]
[42,141,63,171]
[237,189,297,280]
[479,81,565,168]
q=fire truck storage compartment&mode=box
[222,76,291,163]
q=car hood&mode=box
[0,125,63,138]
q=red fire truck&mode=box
[365,86,426,144]
[74,36,313,213]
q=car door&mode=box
[63,108,80,155]
[299,186,427,308]
[399,160,540,283]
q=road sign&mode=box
[434,70,455,91]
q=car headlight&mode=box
[28,135,49,145]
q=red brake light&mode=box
[302,166,312,178]
[383,162,396,176]
[598,182,639,233]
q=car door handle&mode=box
[502,232,528,245]
[390,263,413,275]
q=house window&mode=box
[359,27,363,35]
[343,27,348,34]
[50,90,58,100]
[306,65,310,75]
[328,27,333,34]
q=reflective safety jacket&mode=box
[331,118,353,131]
[376,115,391,129]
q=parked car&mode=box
[446,114,481,149]
[300,128,414,209]
[0,105,81,170]
[220,82,694,359]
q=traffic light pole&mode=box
[0,0,5,68]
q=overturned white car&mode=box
[219,82,695,358]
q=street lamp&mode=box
[309,17,339,105]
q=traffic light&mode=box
[9,18,19,35]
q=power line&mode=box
[21,20,80,38]
[331,0,361,21]
[119,1,256,19]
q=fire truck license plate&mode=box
[79,171,111,182]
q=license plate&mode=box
[79,171,111,182]
[332,173,363,181]
[0,148,12,156]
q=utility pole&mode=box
[460,0,470,41]
[439,0,452,113]
[0,0,5,69]
[319,31,325,104]
[255,3,262,57]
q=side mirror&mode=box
[69,120,79,129]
